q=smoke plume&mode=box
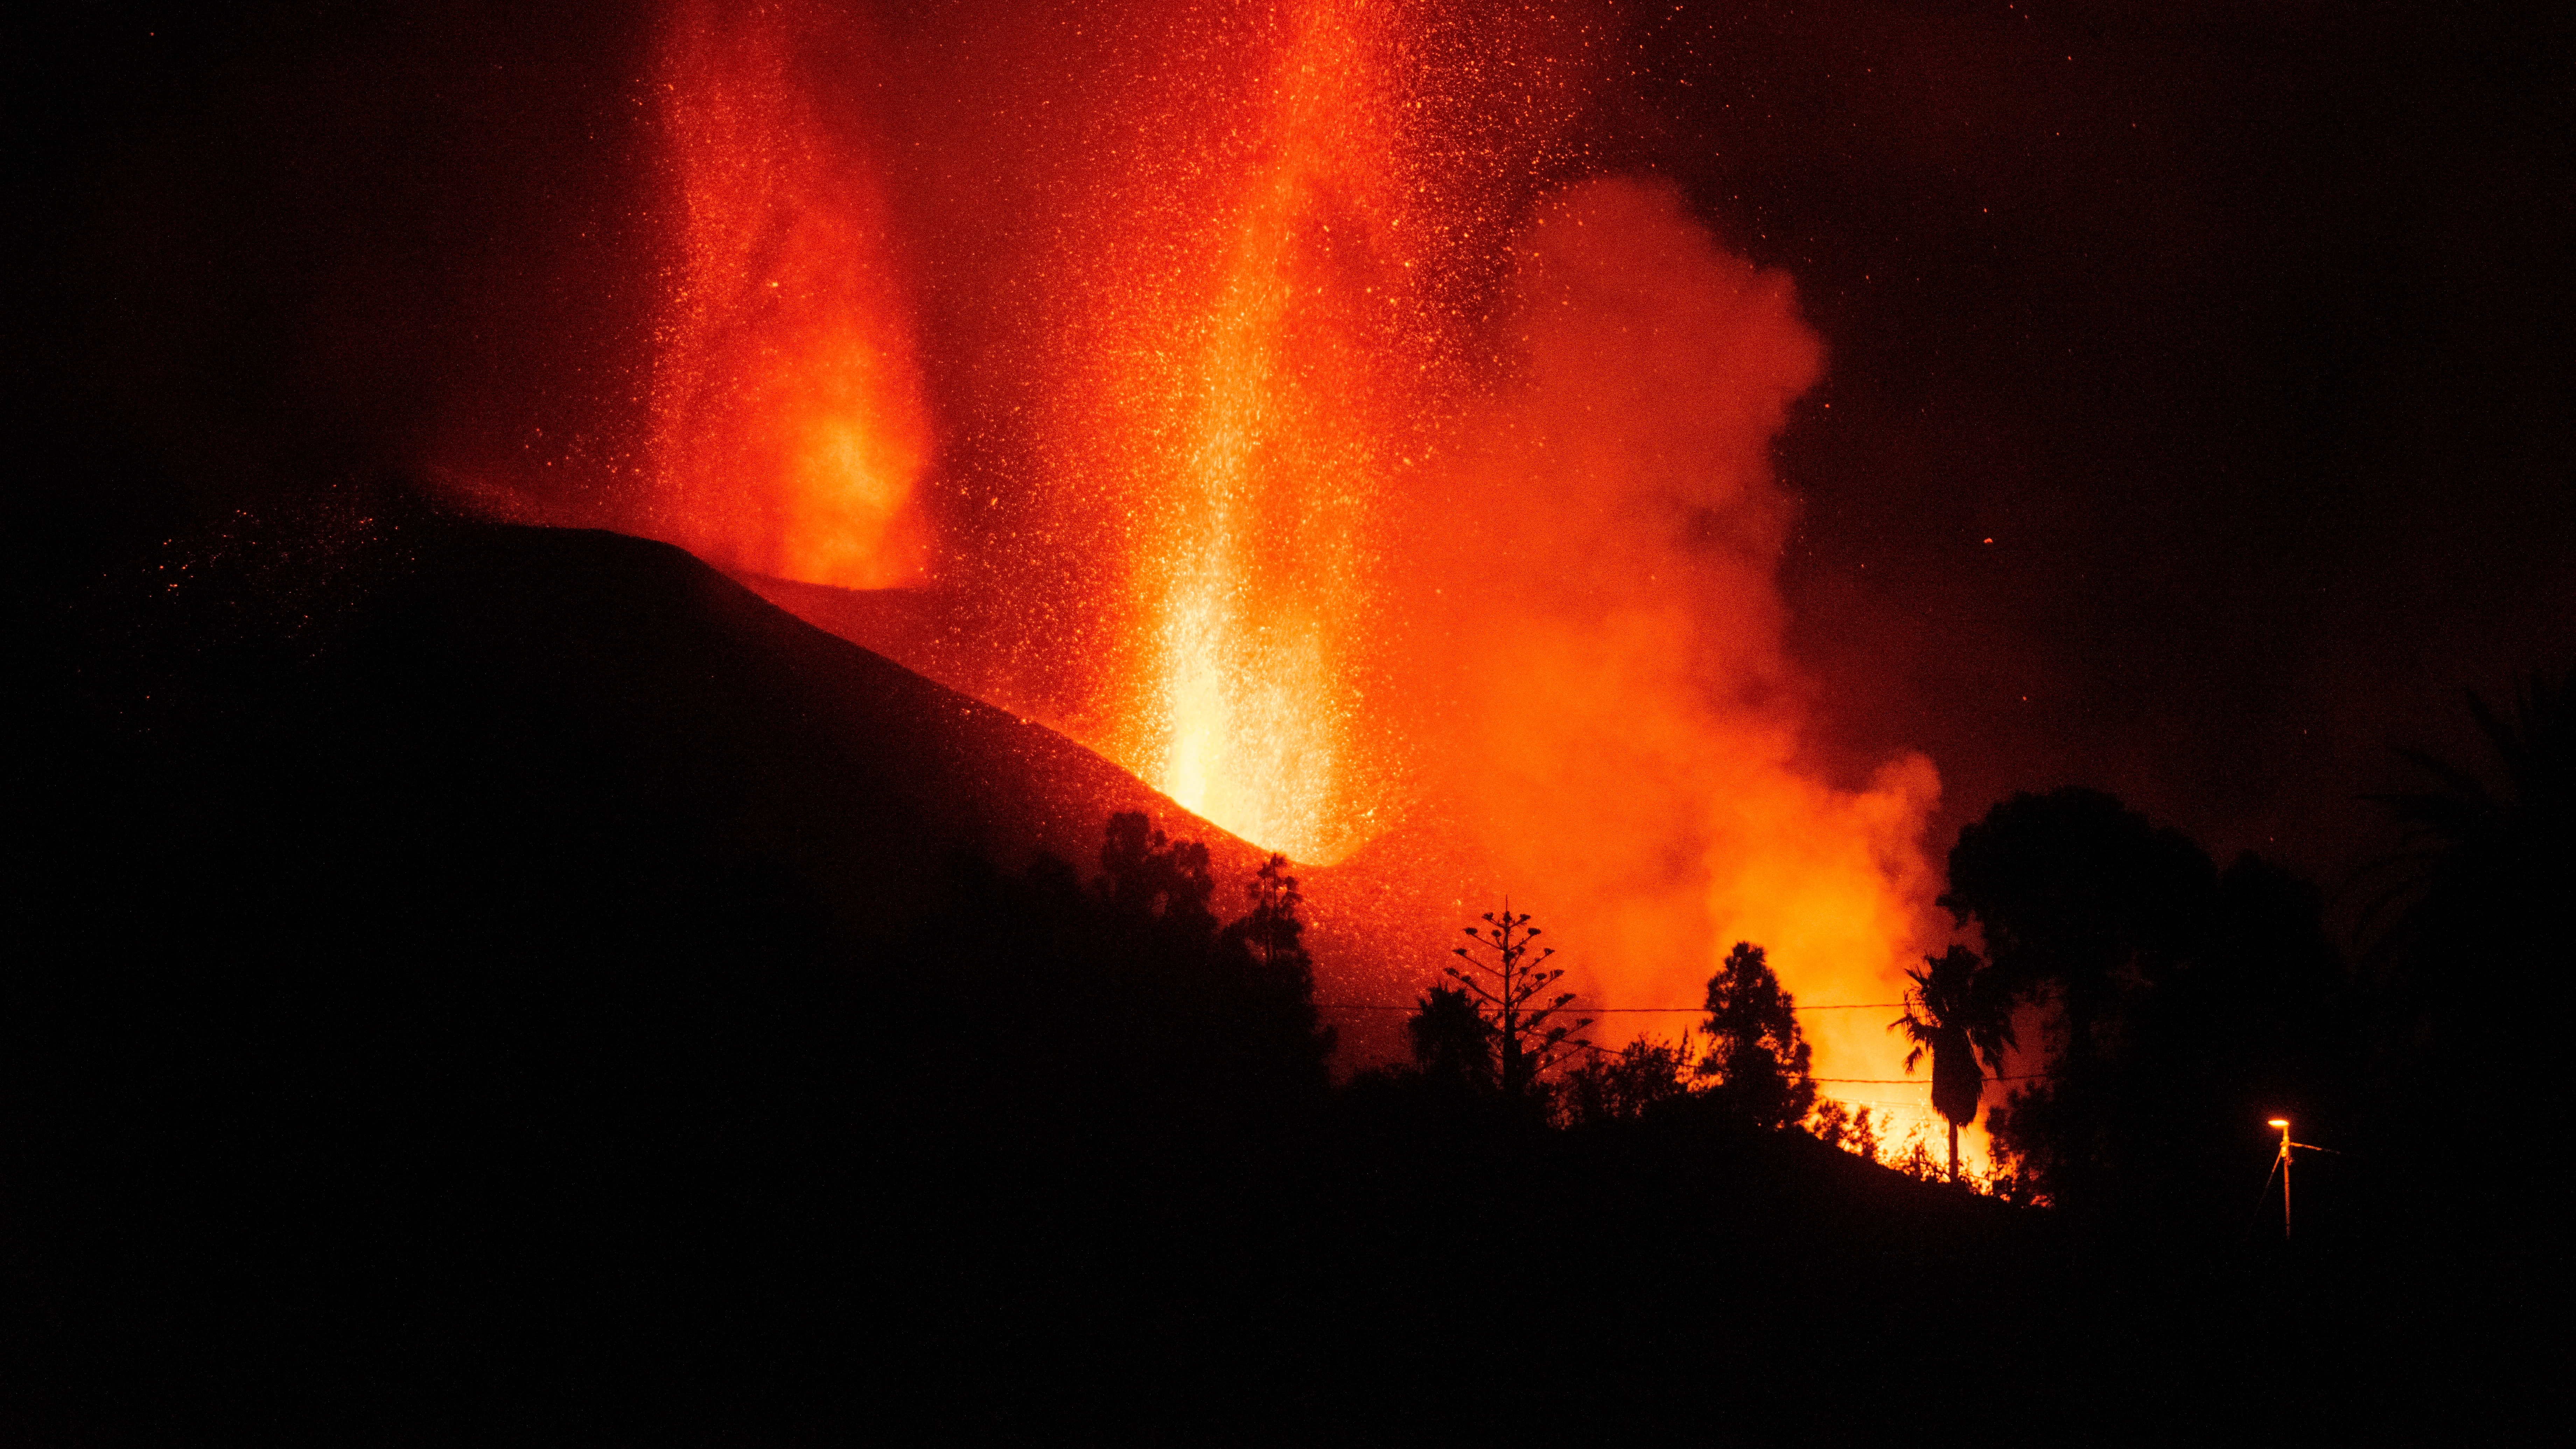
[1380,177,1947,1108]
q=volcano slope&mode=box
[12,509,1304,1409]
[733,567,1474,1066]
[8,507,2462,1434]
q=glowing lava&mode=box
[1112,1,1417,862]
[646,0,930,589]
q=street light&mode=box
[2262,1117,2333,1241]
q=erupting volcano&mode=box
[29,0,2562,1422]
[555,0,1961,1153]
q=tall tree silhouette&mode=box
[1226,854,1308,973]
[1218,852,1337,1078]
[2362,665,2572,989]
[1940,788,2214,1209]
[1696,942,1815,1131]
[1891,945,2013,1183]
[1447,903,1591,1102]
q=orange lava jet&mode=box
[646,0,930,589]
[1084,1,1474,863]
[1134,48,1387,854]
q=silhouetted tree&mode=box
[1886,1129,1946,1184]
[2361,666,2572,1013]
[1891,945,2014,1184]
[1941,788,2214,1209]
[1406,982,1497,1093]
[1226,853,1309,973]
[1448,903,1592,1102]
[1098,810,1221,946]
[1696,941,1815,1130]
[1939,788,2370,1224]
[2362,666,2571,966]
[1218,852,1337,1075]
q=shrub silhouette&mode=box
[1559,1033,1696,1127]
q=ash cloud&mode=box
[1388,177,1944,1099]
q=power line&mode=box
[1540,1035,2052,1086]
[1320,999,2054,1084]
[1316,1001,1904,1014]
[1803,1067,2040,1078]
[1595,1002,1906,1013]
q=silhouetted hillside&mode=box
[10,502,1300,1423]
[25,504,1271,934]
[5,501,2521,1434]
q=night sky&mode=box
[20,1,2572,895]
[1627,2,2576,891]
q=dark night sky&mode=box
[18,1,2572,898]
[1626,3,2575,891]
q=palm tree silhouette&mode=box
[2360,666,2571,978]
[1892,945,2015,1184]
[2357,667,2571,1163]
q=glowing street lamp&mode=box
[2263,1117,2331,1240]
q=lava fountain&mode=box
[1132,4,1387,858]
[645,0,931,589]
[1031,0,1589,864]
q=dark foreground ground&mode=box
[6,505,2546,1437]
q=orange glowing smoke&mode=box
[1351,176,1965,1158]
[646,0,930,589]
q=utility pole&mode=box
[2269,1118,2293,1239]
